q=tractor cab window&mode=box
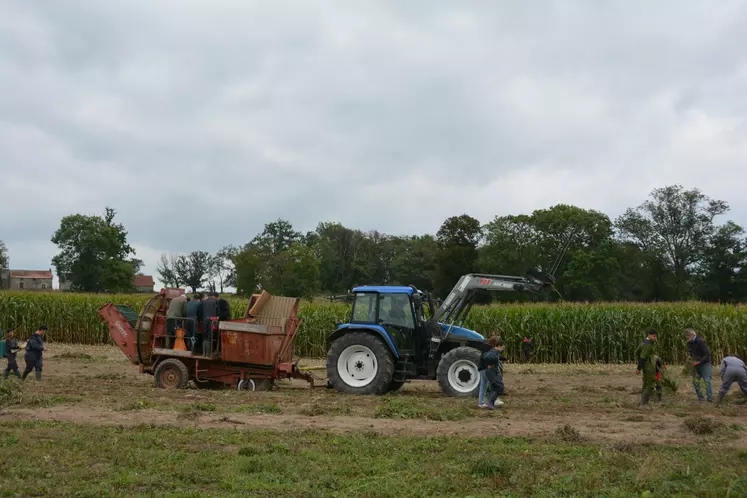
[378,293,415,329]
[351,293,377,323]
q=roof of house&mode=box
[9,269,53,279]
[133,275,154,287]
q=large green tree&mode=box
[51,207,140,292]
[696,221,747,302]
[616,185,729,299]
[434,215,481,298]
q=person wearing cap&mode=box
[635,329,658,406]
[716,354,747,405]
[685,328,713,403]
[22,325,46,381]
[3,328,21,379]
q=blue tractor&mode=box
[325,270,555,396]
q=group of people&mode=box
[3,325,46,381]
[165,292,230,356]
[636,327,747,406]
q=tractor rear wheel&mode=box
[155,358,189,389]
[327,332,395,395]
[436,347,481,397]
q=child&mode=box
[485,337,506,409]
[478,336,500,408]
[3,328,21,379]
[522,337,533,363]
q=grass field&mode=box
[0,345,745,497]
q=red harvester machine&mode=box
[98,288,315,390]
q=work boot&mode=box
[656,391,662,402]
[35,371,42,381]
[716,392,725,406]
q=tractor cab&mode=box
[345,286,434,375]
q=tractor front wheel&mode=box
[326,332,395,395]
[155,359,189,389]
[436,347,482,397]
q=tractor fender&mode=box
[328,324,400,359]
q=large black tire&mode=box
[436,346,482,397]
[155,358,189,389]
[326,332,395,395]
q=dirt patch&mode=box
[4,344,745,449]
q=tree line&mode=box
[158,184,747,302]
[5,184,743,302]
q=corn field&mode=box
[1,291,745,363]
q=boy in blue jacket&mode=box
[484,337,506,409]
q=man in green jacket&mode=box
[635,329,658,407]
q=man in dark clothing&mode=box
[4,328,21,379]
[216,293,231,321]
[654,355,664,402]
[485,337,506,409]
[22,325,46,381]
[201,294,220,356]
[686,328,713,402]
[522,337,533,363]
[185,293,203,353]
[635,329,658,407]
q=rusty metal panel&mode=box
[220,327,286,365]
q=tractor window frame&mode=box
[378,293,416,330]
[350,293,378,324]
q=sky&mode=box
[1,1,747,289]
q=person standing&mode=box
[3,328,21,379]
[22,325,46,381]
[716,355,747,405]
[685,328,713,403]
[635,329,658,407]
[185,293,203,353]
[165,293,189,349]
[477,336,499,408]
[217,293,231,321]
[200,293,219,356]
[485,337,506,409]
[522,337,533,363]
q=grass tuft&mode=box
[684,415,723,435]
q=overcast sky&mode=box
[1,1,747,289]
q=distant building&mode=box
[59,274,155,293]
[133,274,155,293]
[0,269,53,290]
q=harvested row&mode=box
[1,291,745,363]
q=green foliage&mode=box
[2,291,747,362]
[51,207,139,293]
[435,214,481,297]
[616,185,730,299]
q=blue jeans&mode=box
[693,362,713,401]
[478,370,488,405]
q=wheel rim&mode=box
[337,345,378,388]
[447,359,479,393]
[159,367,181,388]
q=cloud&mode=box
[1,0,747,288]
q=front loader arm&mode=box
[430,270,555,326]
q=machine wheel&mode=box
[327,332,395,395]
[436,347,481,397]
[155,359,189,389]
[237,379,273,392]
